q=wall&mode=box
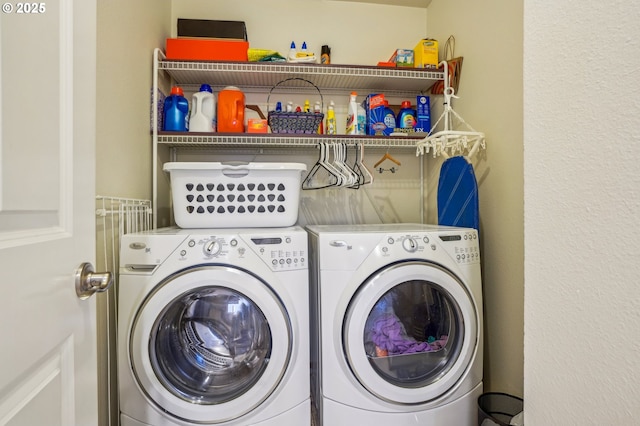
[96,2,171,425]
[167,0,432,228]
[427,0,524,397]
[96,0,171,199]
[171,0,427,66]
[524,1,640,424]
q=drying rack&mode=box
[416,61,486,159]
[95,196,152,426]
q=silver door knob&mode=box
[75,262,113,300]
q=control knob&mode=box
[402,237,419,253]
[203,239,222,257]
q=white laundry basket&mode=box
[163,162,307,228]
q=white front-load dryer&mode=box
[307,224,483,426]
[117,227,309,426]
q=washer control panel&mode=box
[179,230,307,271]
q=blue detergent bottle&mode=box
[163,86,189,131]
[396,100,417,131]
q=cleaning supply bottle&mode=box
[314,101,323,134]
[188,84,216,132]
[383,100,396,135]
[163,86,189,131]
[357,100,366,135]
[326,101,337,135]
[287,41,297,62]
[396,100,417,131]
[346,92,359,135]
[321,45,331,64]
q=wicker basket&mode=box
[267,78,324,134]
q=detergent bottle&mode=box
[357,100,366,135]
[188,84,216,132]
[163,86,189,131]
[383,100,396,135]
[326,101,337,135]
[217,86,245,133]
[396,100,417,130]
[346,92,359,135]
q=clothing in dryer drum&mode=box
[362,279,463,388]
[151,286,272,404]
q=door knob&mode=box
[75,262,113,300]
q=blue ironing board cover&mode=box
[437,156,479,231]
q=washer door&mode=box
[343,261,478,404]
[130,265,291,424]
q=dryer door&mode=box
[343,261,478,404]
[129,265,291,424]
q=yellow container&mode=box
[413,39,439,68]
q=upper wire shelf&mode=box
[155,48,444,97]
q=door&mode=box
[343,261,479,404]
[0,1,98,425]
[129,266,292,424]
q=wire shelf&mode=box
[157,132,423,149]
[157,51,444,97]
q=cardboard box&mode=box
[415,95,431,133]
[166,38,249,61]
[395,49,414,67]
[247,119,268,133]
[414,39,439,68]
[177,19,247,40]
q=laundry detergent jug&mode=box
[217,86,245,132]
[189,84,216,132]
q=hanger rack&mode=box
[416,60,486,159]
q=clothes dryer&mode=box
[307,224,483,426]
[118,227,309,426]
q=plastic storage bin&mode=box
[477,392,524,426]
[163,162,307,228]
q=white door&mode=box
[0,1,99,425]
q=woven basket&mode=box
[267,78,324,134]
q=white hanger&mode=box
[416,60,486,159]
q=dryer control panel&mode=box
[382,229,480,265]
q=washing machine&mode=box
[117,226,310,426]
[307,223,483,426]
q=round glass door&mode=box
[151,286,272,404]
[343,261,478,404]
[130,266,291,423]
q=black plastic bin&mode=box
[477,392,523,425]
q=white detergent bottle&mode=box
[189,84,216,132]
[346,91,359,135]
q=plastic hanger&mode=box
[332,143,358,187]
[302,143,343,190]
[351,143,373,187]
[416,60,486,159]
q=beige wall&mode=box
[427,0,524,397]
[95,2,171,425]
[524,1,640,424]
[96,0,171,199]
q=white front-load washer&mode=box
[307,224,483,426]
[117,227,309,426]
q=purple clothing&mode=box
[370,313,433,355]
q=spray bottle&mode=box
[326,101,337,135]
[346,92,359,135]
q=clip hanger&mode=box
[373,146,401,173]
